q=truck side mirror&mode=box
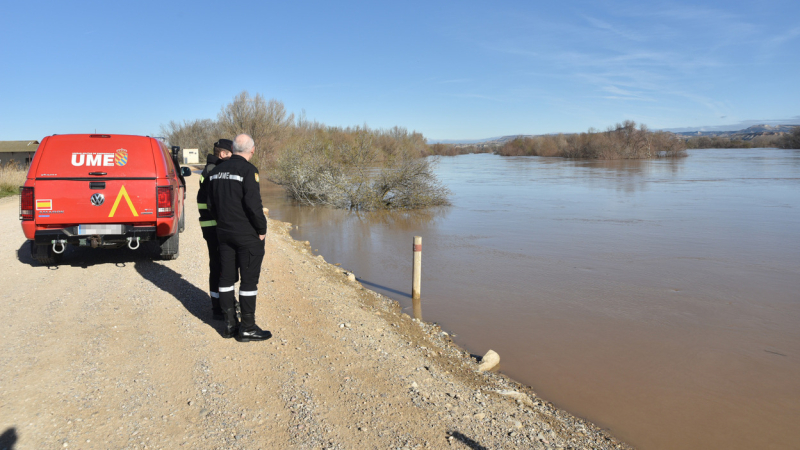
[181,166,192,177]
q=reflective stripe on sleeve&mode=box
[219,286,235,293]
[200,175,204,183]
[210,292,219,298]
[239,290,258,296]
[197,203,208,209]
[209,173,243,182]
[199,220,217,227]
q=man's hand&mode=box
[259,234,266,241]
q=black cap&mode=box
[214,138,233,151]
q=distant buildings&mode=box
[182,148,199,164]
[0,140,39,166]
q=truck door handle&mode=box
[90,182,106,189]
[88,172,107,176]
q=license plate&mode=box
[78,224,125,235]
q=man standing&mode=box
[197,139,233,320]
[207,134,271,342]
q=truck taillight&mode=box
[20,187,34,221]
[157,186,174,218]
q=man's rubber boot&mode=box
[221,308,239,339]
[236,314,272,342]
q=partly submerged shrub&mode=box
[271,131,450,210]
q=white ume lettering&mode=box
[71,153,115,167]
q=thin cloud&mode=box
[439,78,472,84]
[600,85,655,102]
[449,93,506,102]
[769,27,800,46]
[581,14,644,41]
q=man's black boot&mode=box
[221,308,239,339]
[211,294,224,321]
[236,314,272,342]
[212,308,225,321]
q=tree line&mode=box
[483,121,686,159]
[683,134,789,149]
[161,91,447,210]
[777,127,800,149]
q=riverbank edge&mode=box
[4,187,630,448]
[266,211,631,449]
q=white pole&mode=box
[412,236,422,320]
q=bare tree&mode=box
[216,91,295,166]
[160,119,219,162]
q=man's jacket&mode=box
[207,154,267,236]
[197,154,223,228]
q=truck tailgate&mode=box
[34,179,157,225]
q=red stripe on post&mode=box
[413,244,422,252]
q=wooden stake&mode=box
[412,236,422,320]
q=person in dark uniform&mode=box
[207,134,271,342]
[197,139,233,320]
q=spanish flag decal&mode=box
[36,199,52,210]
[108,185,139,217]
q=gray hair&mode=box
[232,134,255,154]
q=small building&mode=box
[0,140,39,166]
[183,148,199,164]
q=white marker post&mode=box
[412,236,422,320]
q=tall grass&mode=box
[0,162,28,198]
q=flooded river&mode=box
[261,149,800,449]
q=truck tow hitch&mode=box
[127,237,140,250]
[51,239,67,254]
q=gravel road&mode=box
[0,183,630,449]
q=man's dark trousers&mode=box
[217,232,265,327]
[201,226,223,314]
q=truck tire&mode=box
[159,232,179,260]
[178,209,186,233]
[30,241,61,265]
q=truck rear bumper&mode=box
[34,226,159,247]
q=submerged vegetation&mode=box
[684,134,784,149]
[164,93,797,210]
[777,126,800,149]
[427,121,687,159]
[162,91,448,210]
[273,131,449,210]
[495,121,686,159]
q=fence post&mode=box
[412,236,422,320]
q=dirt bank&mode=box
[0,183,629,449]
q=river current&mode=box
[261,149,800,449]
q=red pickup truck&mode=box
[19,134,191,264]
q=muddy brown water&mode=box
[261,149,800,449]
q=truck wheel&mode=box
[30,241,61,265]
[159,232,179,260]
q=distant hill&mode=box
[671,124,798,140]
[429,135,536,145]
[432,124,799,145]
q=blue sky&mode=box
[1,0,798,141]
